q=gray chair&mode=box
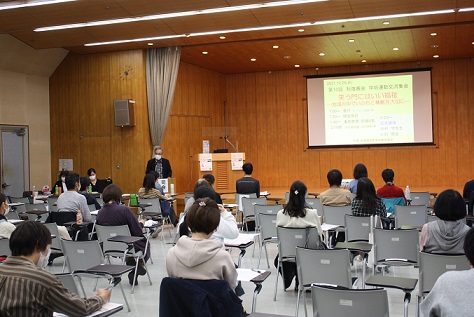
[305,198,322,215]
[257,213,278,268]
[410,192,431,206]
[417,251,470,317]
[95,224,152,294]
[296,247,354,317]
[8,197,28,215]
[56,273,80,294]
[61,239,132,311]
[5,209,20,220]
[47,196,58,212]
[254,204,281,229]
[344,215,371,242]
[274,226,321,301]
[321,205,351,226]
[394,205,427,228]
[139,198,171,240]
[24,202,49,221]
[311,284,389,317]
[0,238,11,258]
[241,197,266,231]
[43,222,67,272]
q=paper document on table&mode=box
[237,268,261,281]
[260,191,269,196]
[7,219,23,224]
[90,210,99,215]
[54,302,122,317]
[321,223,341,231]
[225,233,259,246]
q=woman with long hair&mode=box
[348,163,368,194]
[351,177,387,217]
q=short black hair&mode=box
[202,174,215,186]
[434,189,466,221]
[147,170,159,181]
[242,163,253,175]
[59,170,69,178]
[353,163,368,179]
[87,168,96,176]
[80,177,90,191]
[193,179,210,192]
[102,184,123,203]
[381,169,395,183]
[463,227,474,265]
[143,174,156,192]
[10,221,52,256]
[186,198,220,234]
[65,173,80,190]
[327,169,343,187]
[194,185,218,201]
[0,193,6,206]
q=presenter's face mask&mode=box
[37,246,51,269]
[89,175,96,181]
[61,177,66,182]
[155,155,162,160]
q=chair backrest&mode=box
[95,197,104,207]
[88,204,97,211]
[305,198,323,215]
[410,192,431,206]
[344,215,371,242]
[44,223,64,252]
[277,226,321,260]
[25,202,48,212]
[373,228,419,265]
[311,284,389,317]
[258,213,278,241]
[46,211,77,226]
[138,198,162,215]
[9,197,30,204]
[394,205,427,228]
[5,210,19,220]
[381,197,406,214]
[254,204,281,215]
[0,238,11,257]
[95,225,131,256]
[296,247,352,289]
[234,193,257,212]
[47,196,59,212]
[321,205,352,226]
[61,240,105,272]
[418,251,470,297]
[56,273,80,294]
[241,197,266,219]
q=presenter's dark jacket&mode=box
[145,158,172,178]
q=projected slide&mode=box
[307,69,433,148]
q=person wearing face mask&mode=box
[56,173,91,222]
[52,170,69,195]
[145,146,172,179]
[0,193,16,239]
[0,221,111,316]
[87,167,113,193]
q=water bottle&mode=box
[32,185,38,197]
[76,209,83,225]
[55,185,59,196]
[405,185,411,200]
[170,184,175,195]
[88,184,92,193]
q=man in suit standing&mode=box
[146,146,172,178]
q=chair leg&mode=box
[257,242,263,268]
[295,288,301,317]
[118,281,131,312]
[264,243,270,268]
[131,259,139,294]
[77,277,87,298]
[273,260,281,301]
[143,260,152,285]
[303,289,308,317]
[416,296,421,317]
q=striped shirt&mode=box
[0,256,104,317]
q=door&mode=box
[0,126,29,197]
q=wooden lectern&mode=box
[192,153,245,193]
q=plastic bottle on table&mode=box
[76,209,83,225]
[405,185,411,201]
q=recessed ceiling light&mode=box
[361,59,367,63]
[433,55,439,58]
[250,58,256,61]
[147,43,153,46]
[219,36,226,39]
[202,51,208,55]
[431,44,439,48]
[393,47,399,51]
[295,64,300,68]
[298,28,305,32]
[348,39,355,42]
[283,56,290,59]
[430,32,437,36]
[273,45,279,49]
[382,21,390,25]
[319,52,325,56]
[0,0,76,11]
[472,41,474,45]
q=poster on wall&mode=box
[231,153,244,170]
[59,159,73,172]
[200,153,212,171]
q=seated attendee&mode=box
[0,221,110,316]
[377,168,406,200]
[137,174,178,226]
[166,197,238,290]
[145,146,172,178]
[57,173,91,222]
[463,179,474,200]
[147,170,167,195]
[319,169,352,206]
[276,180,323,289]
[421,227,474,316]
[419,189,470,253]
[87,168,112,193]
[202,173,223,204]
[96,184,150,285]
[52,170,69,194]
[352,177,387,218]
[0,193,16,238]
[348,163,368,195]
[79,177,101,210]
[179,185,239,244]
[236,162,260,197]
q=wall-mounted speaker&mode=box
[114,100,135,127]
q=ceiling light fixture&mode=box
[458,7,474,12]
[382,21,390,25]
[85,8,458,47]
[250,58,256,61]
[298,29,305,32]
[393,47,399,51]
[147,43,153,46]
[35,0,327,32]
[430,32,437,36]
[361,60,367,63]
[202,51,208,55]
[433,55,439,58]
[319,52,325,56]
[431,44,439,48]
[219,36,226,39]
[273,45,279,48]
[348,39,355,42]
[295,64,300,67]
[0,0,76,11]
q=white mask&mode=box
[155,155,162,160]
[1,202,9,216]
[89,175,96,181]
[37,247,51,269]
[61,177,66,182]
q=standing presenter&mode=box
[146,146,172,179]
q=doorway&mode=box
[0,125,29,197]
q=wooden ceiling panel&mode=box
[114,0,243,16]
[348,0,456,17]
[0,10,40,31]
[11,28,97,49]
[367,30,417,63]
